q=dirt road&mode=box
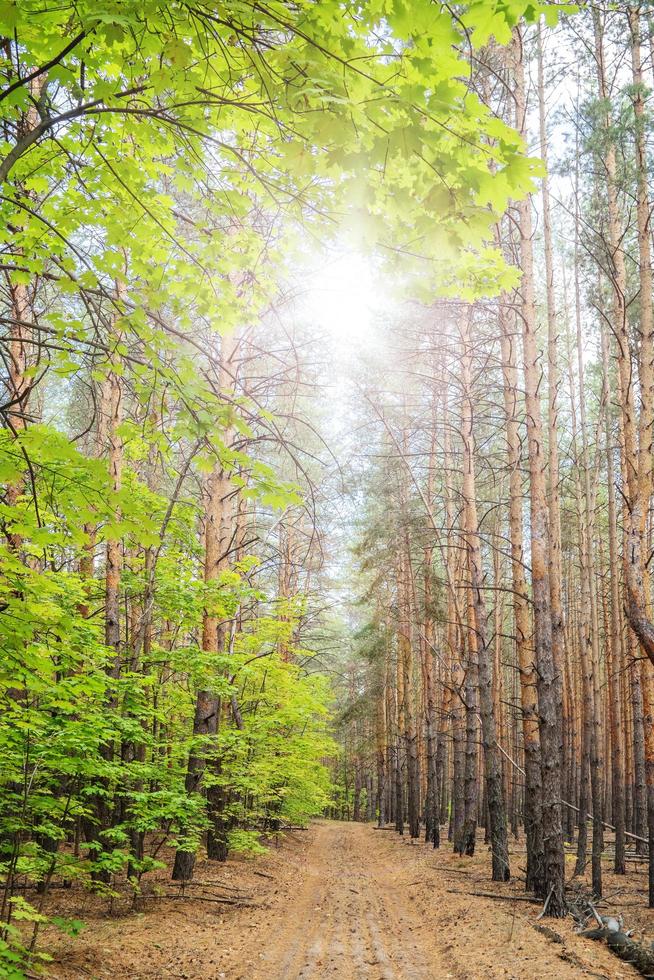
[251,821,442,979]
[245,821,635,980]
[49,820,640,979]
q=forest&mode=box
[3,0,654,978]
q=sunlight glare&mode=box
[305,252,379,348]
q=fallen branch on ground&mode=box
[172,880,249,893]
[445,889,539,904]
[536,884,556,920]
[570,897,654,978]
[147,894,258,907]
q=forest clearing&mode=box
[6,0,654,978]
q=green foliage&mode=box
[0,0,569,339]
[0,0,578,972]
[0,416,331,974]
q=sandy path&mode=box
[48,820,642,979]
[240,821,639,980]
[251,821,442,979]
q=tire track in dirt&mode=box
[252,821,447,979]
[243,822,641,980]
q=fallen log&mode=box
[571,898,654,978]
[583,927,654,978]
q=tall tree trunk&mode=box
[602,324,626,874]
[444,415,465,850]
[513,24,565,915]
[398,517,420,839]
[460,310,509,880]
[395,617,405,836]
[571,183,604,897]
[628,6,654,907]
[422,415,440,845]
[619,8,654,666]
[499,260,543,895]
[173,332,238,880]
[461,582,479,857]
[537,18,565,725]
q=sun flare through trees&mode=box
[3,2,654,978]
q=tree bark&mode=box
[173,332,238,879]
[459,310,510,881]
[513,24,565,915]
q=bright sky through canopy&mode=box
[304,251,379,348]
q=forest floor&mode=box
[45,820,649,979]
